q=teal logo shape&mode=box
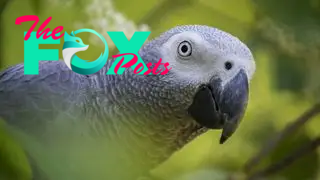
[62,29,109,75]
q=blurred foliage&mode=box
[0,0,320,180]
[0,121,31,180]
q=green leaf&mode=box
[0,121,32,180]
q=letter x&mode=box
[106,31,150,75]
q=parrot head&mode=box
[138,25,256,144]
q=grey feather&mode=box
[0,25,255,180]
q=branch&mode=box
[247,136,320,180]
[244,103,320,174]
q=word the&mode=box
[15,15,172,75]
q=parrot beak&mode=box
[188,69,249,144]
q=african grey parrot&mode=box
[0,25,256,180]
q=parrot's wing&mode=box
[0,61,151,179]
[0,61,134,179]
[0,60,89,136]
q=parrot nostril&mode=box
[224,61,233,70]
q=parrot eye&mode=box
[177,41,192,58]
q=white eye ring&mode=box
[177,41,192,57]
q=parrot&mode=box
[0,25,256,180]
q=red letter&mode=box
[112,53,138,74]
[114,57,125,74]
[152,58,165,75]
[160,62,172,75]
[15,15,39,41]
[143,62,153,75]
[121,54,138,68]
[15,15,64,40]
[36,17,52,39]
[134,63,144,74]
[52,26,64,39]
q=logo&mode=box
[15,15,172,75]
[62,29,108,75]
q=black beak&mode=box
[187,69,249,144]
